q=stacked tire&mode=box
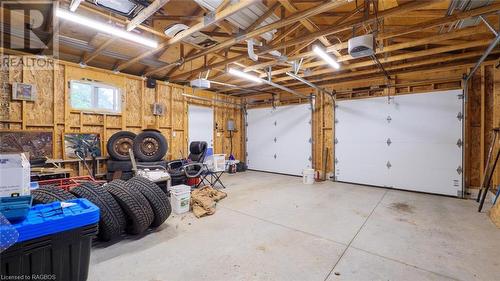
[106,130,168,181]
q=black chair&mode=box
[167,141,208,186]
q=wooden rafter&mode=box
[115,0,258,72]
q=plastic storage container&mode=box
[205,154,226,172]
[0,195,32,222]
[303,168,315,184]
[1,199,100,281]
[169,185,191,214]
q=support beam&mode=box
[82,37,117,65]
[115,0,258,72]
[126,0,171,31]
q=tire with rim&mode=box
[127,176,171,227]
[133,131,168,162]
[32,186,76,205]
[107,131,137,161]
[70,182,127,241]
[105,179,154,234]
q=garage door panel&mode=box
[247,104,311,176]
[335,90,463,196]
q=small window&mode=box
[70,80,121,113]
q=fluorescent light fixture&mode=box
[313,45,340,69]
[69,0,84,12]
[56,8,158,48]
[228,68,262,83]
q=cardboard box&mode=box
[0,153,30,197]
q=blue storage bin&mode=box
[1,199,100,281]
[0,196,32,223]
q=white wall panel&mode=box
[247,104,312,176]
[188,105,214,150]
[335,90,463,196]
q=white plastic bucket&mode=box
[169,184,191,214]
[302,168,315,185]
[170,191,191,214]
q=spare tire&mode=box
[32,186,76,205]
[70,182,127,241]
[133,131,168,162]
[128,176,171,227]
[105,179,154,234]
[107,131,136,161]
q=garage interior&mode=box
[1,0,500,280]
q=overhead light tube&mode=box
[228,68,262,83]
[56,8,158,48]
[313,45,340,69]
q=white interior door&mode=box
[247,104,312,176]
[335,90,463,196]
[188,105,214,150]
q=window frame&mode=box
[69,80,122,114]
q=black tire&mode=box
[107,160,167,172]
[133,131,168,162]
[105,179,154,234]
[32,186,76,205]
[128,176,171,227]
[70,182,127,241]
[107,131,137,161]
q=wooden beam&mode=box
[169,0,429,80]
[180,0,351,66]
[170,0,258,45]
[82,37,117,64]
[126,0,171,31]
[115,0,257,72]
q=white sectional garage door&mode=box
[334,90,463,196]
[247,104,312,176]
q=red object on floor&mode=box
[37,176,105,191]
[186,177,200,186]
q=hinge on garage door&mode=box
[335,118,339,124]
[274,154,277,159]
[386,161,392,169]
[245,122,248,127]
[309,138,312,144]
[274,137,277,143]
[334,138,338,144]
[457,112,463,121]
[456,166,463,175]
[456,139,463,148]
[386,115,392,123]
[386,138,392,146]
[274,121,277,126]
[309,119,312,125]
[335,158,339,164]
[458,94,464,99]
[308,156,312,162]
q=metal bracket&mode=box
[457,139,463,148]
[457,112,463,121]
[267,66,272,82]
[335,118,339,124]
[274,120,277,126]
[334,138,338,144]
[456,166,463,175]
[386,138,392,146]
[308,156,312,162]
[458,94,464,99]
[387,115,392,123]
[274,137,277,143]
[386,161,392,169]
[273,154,277,159]
[309,138,312,144]
[335,158,339,164]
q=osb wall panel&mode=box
[1,68,9,128]
[23,69,53,125]
[125,79,142,127]
[1,60,243,176]
[54,65,65,124]
[143,86,156,127]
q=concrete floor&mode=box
[88,171,500,281]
